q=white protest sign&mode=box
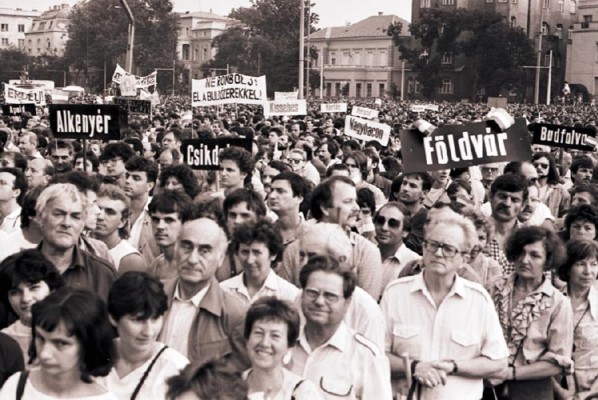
[274,91,298,101]
[320,103,347,113]
[375,98,382,106]
[111,64,157,89]
[410,105,426,113]
[351,106,379,120]
[192,74,267,106]
[425,104,439,112]
[264,99,307,117]
[4,84,46,105]
[344,115,391,146]
[120,75,137,97]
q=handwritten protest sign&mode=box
[321,103,347,113]
[351,106,379,120]
[111,64,157,89]
[192,74,267,106]
[400,118,532,173]
[2,104,36,116]
[263,100,307,117]
[113,97,152,114]
[344,115,391,146]
[274,91,298,101]
[49,104,122,141]
[181,138,253,170]
[4,84,46,106]
[531,123,597,151]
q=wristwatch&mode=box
[449,360,458,375]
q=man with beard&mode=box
[485,174,528,276]
[533,152,570,218]
[569,155,594,187]
[279,176,383,300]
[316,140,341,173]
[394,172,433,255]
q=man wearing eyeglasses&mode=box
[380,213,508,400]
[288,254,393,400]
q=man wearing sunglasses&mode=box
[380,213,508,400]
[532,151,570,219]
[375,202,420,291]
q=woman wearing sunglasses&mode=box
[375,202,421,291]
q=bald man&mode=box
[159,218,250,372]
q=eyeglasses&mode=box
[374,215,401,229]
[304,287,343,304]
[533,162,549,169]
[423,239,462,258]
[289,159,304,164]
[481,167,499,173]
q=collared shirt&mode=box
[220,269,300,305]
[381,273,509,400]
[127,198,151,250]
[161,282,209,357]
[0,229,35,263]
[0,206,21,234]
[287,322,393,400]
[571,286,598,395]
[380,244,421,292]
[273,213,306,248]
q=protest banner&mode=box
[320,103,347,113]
[49,104,122,141]
[4,84,46,106]
[487,97,508,109]
[2,104,36,116]
[111,64,157,89]
[531,123,597,151]
[263,99,307,117]
[120,75,137,97]
[113,97,152,115]
[400,118,532,173]
[344,115,391,146]
[375,98,382,106]
[410,104,439,113]
[274,91,298,101]
[351,106,379,120]
[181,138,253,170]
[192,73,267,106]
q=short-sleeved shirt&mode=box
[380,273,509,400]
[220,269,300,305]
[570,286,598,395]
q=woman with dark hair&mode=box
[489,226,572,400]
[158,164,201,199]
[0,250,64,360]
[554,240,598,399]
[242,297,321,400]
[221,219,299,304]
[0,287,116,399]
[560,204,598,242]
[99,272,189,399]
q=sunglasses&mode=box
[374,215,401,229]
[533,162,549,169]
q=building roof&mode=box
[177,11,237,22]
[35,4,71,21]
[308,14,409,40]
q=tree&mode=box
[389,9,534,99]
[0,48,31,85]
[204,0,319,95]
[64,0,178,92]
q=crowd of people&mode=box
[0,95,596,399]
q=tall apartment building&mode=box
[410,0,576,100]
[0,7,40,50]
[308,13,410,98]
[24,3,71,57]
[566,0,598,98]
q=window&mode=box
[583,15,591,29]
[441,0,454,4]
[558,0,564,12]
[356,83,362,98]
[366,83,372,97]
[556,24,563,38]
[18,24,24,32]
[569,25,573,37]
[38,22,45,30]
[27,39,31,46]
[543,0,550,8]
[441,53,453,64]
[511,16,517,28]
[326,83,331,97]
[203,48,207,61]
[193,48,198,61]
[1,38,8,45]
[47,39,51,49]
[439,79,453,94]
[414,81,421,93]
[595,42,598,62]
[367,51,374,65]
[420,0,431,7]
[379,51,387,66]
[0,24,7,32]
[353,51,361,65]
[542,22,549,34]
[342,51,352,65]
[571,0,576,13]
[18,39,24,47]
[512,0,518,3]
[544,51,551,66]
[335,82,341,96]
[379,83,385,96]
[330,52,336,65]
[182,44,190,60]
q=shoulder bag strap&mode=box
[130,345,169,400]
[16,370,29,400]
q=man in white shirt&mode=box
[0,168,25,234]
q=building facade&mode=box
[176,11,240,84]
[566,0,598,98]
[308,13,411,98]
[24,3,70,57]
[0,7,40,50]
[410,0,576,101]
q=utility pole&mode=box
[119,0,135,73]
[534,3,544,104]
[298,0,305,99]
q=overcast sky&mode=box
[0,0,412,27]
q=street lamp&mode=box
[119,0,135,73]
[298,0,304,99]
